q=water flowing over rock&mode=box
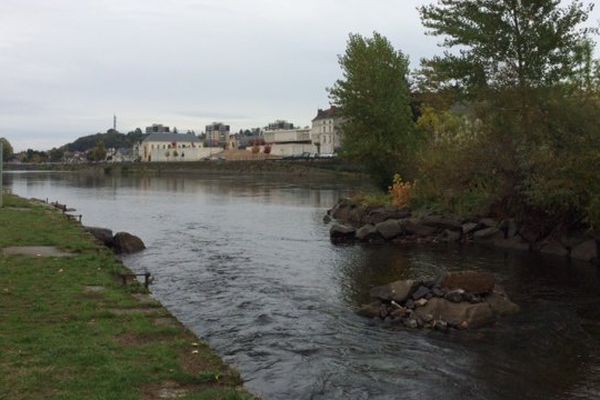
[113,232,146,254]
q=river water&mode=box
[6,171,600,400]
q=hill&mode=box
[65,130,147,152]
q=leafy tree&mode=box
[48,147,65,162]
[88,141,107,162]
[419,0,595,94]
[0,138,13,161]
[329,32,418,189]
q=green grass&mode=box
[0,194,256,400]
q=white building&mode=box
[139,133,221,162]
[263,128,314,157]
[205,122,230,147]
[311,106,342,155]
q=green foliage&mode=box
[66,130,147,153]
[329,32,419,189]
[48,147,65,162]
[0,137,13,160]
[419,0,595,94]
[88,140,107,162]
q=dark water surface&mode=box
[6,171,600,400]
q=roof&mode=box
[142,133,201,143]
[312,106,338,121]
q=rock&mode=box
[414,298,495,329]
[539,240,569,258]
[375,219,405,240]
[493,237,530,252]
[356,302,382,318]
[84,226,114,247]
[505,219,519,238]
[462,222,480,235]
[571,240,598,263]
[415,298,429,307]
[442,271,496,294]
[404,220,438,237]
[480,218,498,228]
[432,287,445,297]
[379,304,390,319]
[369,279,419,303]
[444,290,464,303]
[434,320,449,332]
[390,308,408,319]
[113,232,146,254]
[518,226,542,244]
[404,319,419,329]
[473,227,503,242]
[441,229,462,243]
[412,286,431,300]
[365,207,411,225]
[356,224,381,242]
[330,224,356,243]
[421,215,463,231]
[485,294,520,316]
[421,313,434,323]
[323,214,332,224]
[405,299,416,309]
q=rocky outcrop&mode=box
[84,226,114,248]
[357,271,519,331]
[326,198,599,265]
[113,232,146,254]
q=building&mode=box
[263,128,313,157]
[139,133,221,162]
[145,124,171,134]
[311,106,342,155]
[205,122,230,147]
[266,120,295,131]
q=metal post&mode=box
[0,141,3,208]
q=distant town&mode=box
[8,107,343,164]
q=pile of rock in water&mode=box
[326,198,598,264]
[84,226,146,255]
[358,271,519,331]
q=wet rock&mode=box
[379,304,390,319]
[414,298,429,308]
[330,224,356,243]
[442,271,496,294]
[493,237,530,252]
[434,320,449,332]
[356,302,382,318]
[539,239,569,258]
[323,214,332,224]
[390,308,408,319]
[412,286,431,300]
[421,215,463,231]
[84,226,114,248]
[480,218,498,228]
[444,290,464,303]
[375,219,405,240]
[404,220,438,237]
[421,313,434,323]
[518,226,542,244]
[414,298,495,329]
[404,319,418,329]
[432,287,446,297]
[405,299,416,309]
[113,232,146,254]
[473,227,503,242]
[570,240,597,263]
[369,279,419,303]
[462,222,480,235]
[485,294,520,316]
[356,224,380,242]
[441,229,462,243]
[504,219,519,238]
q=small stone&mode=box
[457,321,470,330]
[422,313,434,323]
[412,286,431,300]
[432,287,445,297]
[379,304,389,319]
[445,290,464,303]
[390,308,408,319]
[405,299,415,309]
[404,319,418,329]
[415,298,429,307]
[434,320,449,332]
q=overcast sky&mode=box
[1,0,599,151]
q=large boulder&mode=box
[571,240,598,263]
[365,207,411,225]
[375,220,405,240]
[442,271,495,294]
[473,227,503,242]
[330,224,356,243]
[404,220,438,237]
[421,215,462,231]
[113,232,146,254]
[485,293,520,316]
[84,226,114,248]
[356,224,381,242]
[370,279,419,303]
[414,298,495,329]
[539,239,569,258]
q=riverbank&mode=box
[5,159,368,182]
[0,194,254,399]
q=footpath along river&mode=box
[6,171,600,400]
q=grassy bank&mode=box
[0,194,254,400]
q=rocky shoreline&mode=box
[358,271,519,331]
[326,198,599,264]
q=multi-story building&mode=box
[310,106,342,155]
[139,133,220,162]
[205,122,230,147]
[145,124,171,134]
[263,128,313,157]
[266,120,295,131]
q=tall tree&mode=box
[0,138,13,161]
[419,0,595,94]
[329,32,418,188]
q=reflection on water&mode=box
[6,171,600,400]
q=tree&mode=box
[88,141,107,162]
[48,147,65,162]
[328,32,418,189]
[419,0,595,94]
[0,138,13,161]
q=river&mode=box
[6,171,600,400]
